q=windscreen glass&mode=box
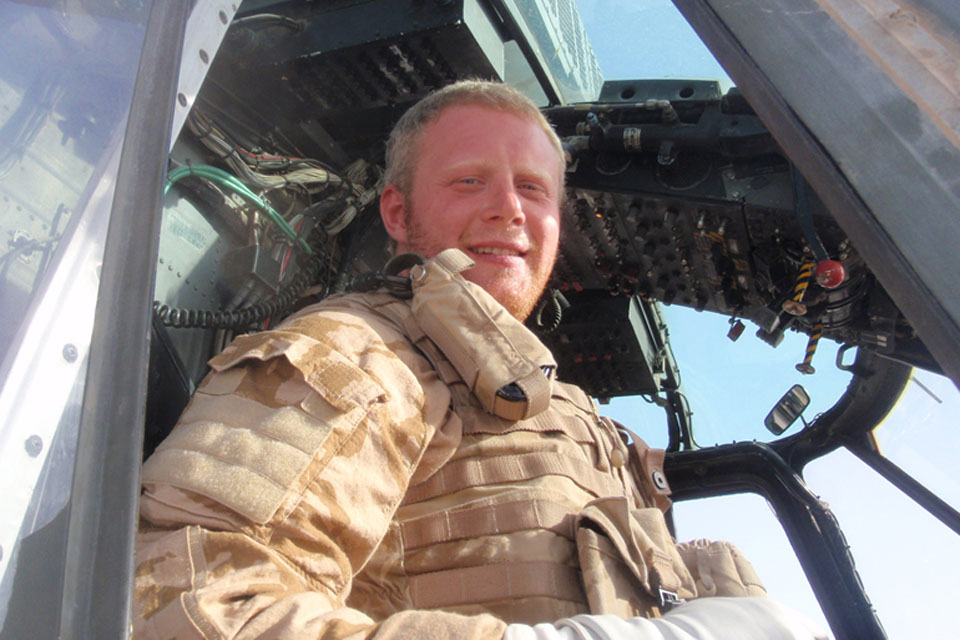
[0,3,145,373]
[0,1,150,633]
[873,369,960,514]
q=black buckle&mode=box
[351,272,413,299]
[658,587,685,612]
[349,252,425,299]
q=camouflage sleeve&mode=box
[134,304,508,639]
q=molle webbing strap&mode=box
[400,498,578,550]
[414,335,461,388]
[459,410,594,442]
[409,562,586,609]
[407,324,464,389]
[402,451,626,506]
[429,245,474,272]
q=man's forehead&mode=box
[426,102,531,132]
[418,104,563,177]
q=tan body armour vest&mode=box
[136,249,763,637]
[348,250,700,624]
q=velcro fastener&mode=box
[208,330,386,413]
[459,407,594,442]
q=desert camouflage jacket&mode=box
[134,252,763,639]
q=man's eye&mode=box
[457,177,480,185]
[519,182,546,194]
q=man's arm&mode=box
[505,598,831,640]
[134,304,507,639]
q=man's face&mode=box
[380,104,563,320]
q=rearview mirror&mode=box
[764,384,810,435]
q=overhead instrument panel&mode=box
[542,79,938,395]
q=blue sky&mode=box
[572,1,960,637]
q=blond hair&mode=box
[383,79,565,195]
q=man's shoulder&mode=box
[279,291,414,353]
[204,291,416,378]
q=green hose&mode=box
[166,164,313,254]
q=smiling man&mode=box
[380,90,564,321]
[134,80,827,640]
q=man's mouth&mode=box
[470,246,523,257]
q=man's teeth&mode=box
[473,247,520,256]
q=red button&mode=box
[816,260,846,289]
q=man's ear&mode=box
[380,184,408,247]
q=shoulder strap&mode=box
[612,421,672,512]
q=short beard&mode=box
[401,209,553,322]
[499,267,552,322]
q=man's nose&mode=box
[483,180,525,225]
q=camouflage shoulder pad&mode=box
[143,327,387,525]
[208,329,386,411]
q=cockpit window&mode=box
[873,370,960,514]
[0,3,144,381]
[607,305,852,447]
[0,2,149,631]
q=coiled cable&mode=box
[532,289,569,333]
[153,256,323,330]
